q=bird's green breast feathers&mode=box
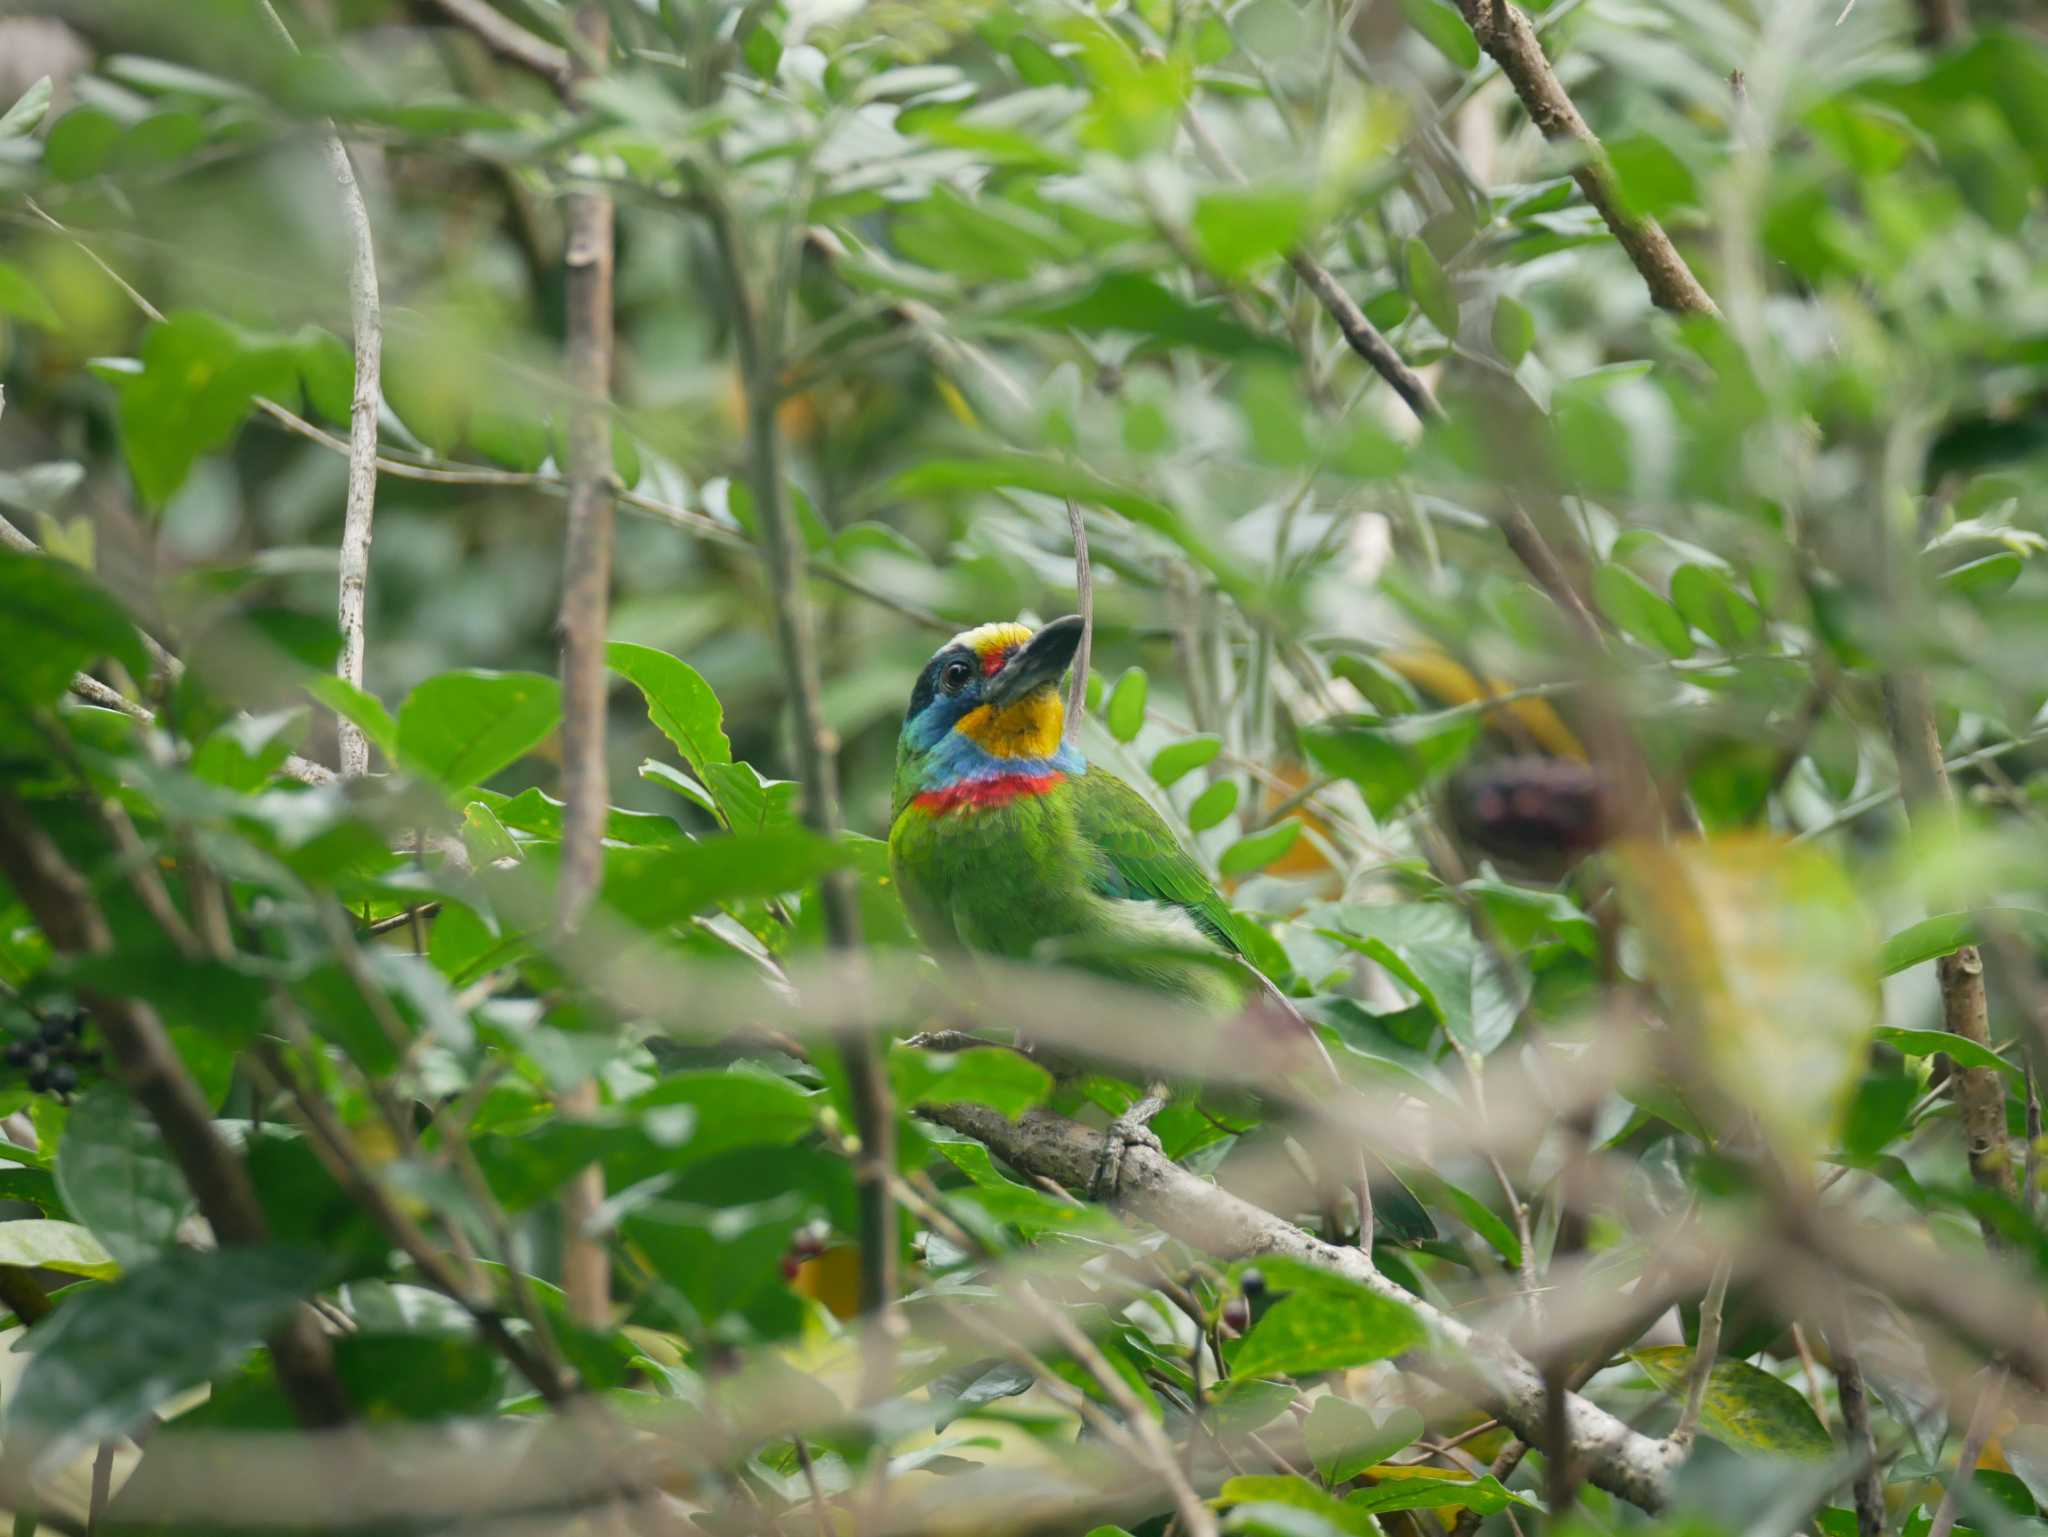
[887,767,1251,1007]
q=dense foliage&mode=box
[1,0,2047,1534]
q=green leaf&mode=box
[890,455,1252,602]
[1490,294,1534,365]
[1218,822,1303,878]
[1304,1399,1425,1484]
[397,670,562,793]
[1398,0,1481,70]
[56,1085,190,1269]
[1217,1476,1376,1537]
[0,552,148,724]
[1420,1175,1521,1266]
[0,1220,117,1280]
[304,675,398,763]
[1403,237,1458,337]
[1007,272,1294,361]
[1630,1346,1833,1458]
[1191,187,1311,280]
[1350,1476,1534,1515]
[1608,133,1700,219]
[1105,667,1148,743]
[1593,563,1696,658]
[1152,736,1222,787]
[115,312,300,506]
[889,1044,1053,1117]
[12,1245,327,1471]
[1874,1026,2025,1086]
[294,327,354,424]
[1229,1258,1426,1379]
[1670,563,1763,648]
[1301,713,1478,818]
[703,760,801,834]
[600,830,855,929]
[42,105,121,180]
[461,801,520,866]
[607,642,733,774]
[1188,779,1241,832]
[1941,551,2024,595]
[0,263,61,329]
[0,77,52,138]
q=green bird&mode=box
[887,614,1281,1190]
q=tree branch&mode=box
[703,180,900,1401]
[922,1102,1679,1512]
[1826,1316,1885,1537]
[1883,674,2016,1214]
[554,1,616,1333]
[257,3,386,780]
[1912,0,1966,48]
[1064,498,1092,740]
[0,791,352,1433]
[423,0,572,92]
[1670,1258,1729,1447]
[1454,0,1719,318]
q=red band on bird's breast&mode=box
[912,772,1064,813]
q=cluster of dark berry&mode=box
[5,1012,96,1100]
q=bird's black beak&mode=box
[983,615,1085,708]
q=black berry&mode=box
[4,1041,30,1068]
[26,1070,49,1094]
[1241,1268,1266,1299]
[46,1065,77,1093]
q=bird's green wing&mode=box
[1070,767,1266,961]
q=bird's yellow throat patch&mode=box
[957,690,1065,759]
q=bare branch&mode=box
[1912,0,1967,48]
[1928,1369,2003,1537]
[1883,674,2016,1214]
[922,1101,1680,1512]
[1827,1317,1886,1537]
[703,177,901,1405]
[1454,0,1719,318]
[1670,1258,1730,1447]
[1064,497,1092,740]
[257,3,386,779]
[423,0,572,91]
[554,1,617,1332]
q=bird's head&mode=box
[896,616,1087,806]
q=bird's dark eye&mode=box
[941,659,974,693]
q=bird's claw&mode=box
[1090,1099,1166,1202]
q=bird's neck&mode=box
[905,732,1086,814]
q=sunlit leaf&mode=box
[397,670,562,793]
[1228,1258,1425,1379]
[1631,1346,1833,1458]
[1612,836,1878,1160]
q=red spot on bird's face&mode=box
[980,646,1011,677]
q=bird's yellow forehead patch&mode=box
[947,621,1033,671]
[958,692,1064,759]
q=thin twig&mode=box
[1452,0,1719,318]
[425,0,574,90]
[1883,676,2016,1219]
[1671,1258,1730,1447]
[1065,497,1093,740]
[86,1442,115,1536]
[1928,1369,2003,1537]
[1826,1315,1885,1537]
[701,177,899,1406]
[553,2,617,1333]
[260,2,385,779]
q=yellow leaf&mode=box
[1382,649,1586,761]
[1612,834,1878,1162]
